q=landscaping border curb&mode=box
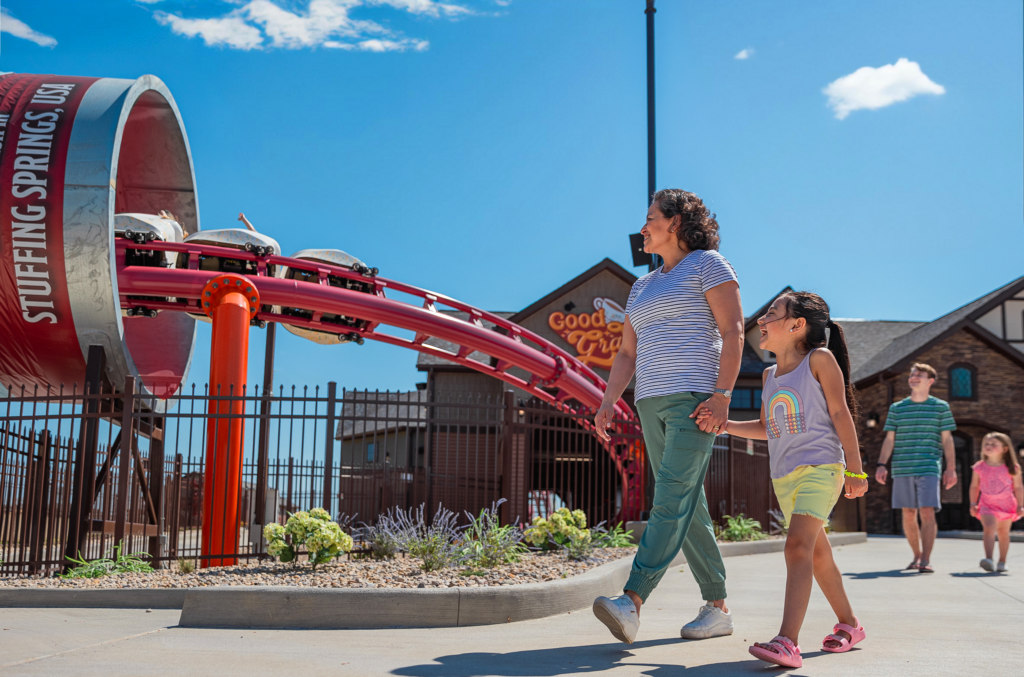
[0,588,187,609]
[0,533,867,627]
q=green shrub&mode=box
[591,522,635,548]
[461,500,527,568]
[768,509,788,536]
[177,557,196,574]
[397,505,465,572]
[523,507,588,549]
[524,509,635,561]
[63,541,154,578]
[716,514,768,542]
[263,507,354,569]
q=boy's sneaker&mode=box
[980,558,995,572]
[681,603,734,639]
[996,561,1008,573]
[592,595,639,644]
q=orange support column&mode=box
[200,274,259,568]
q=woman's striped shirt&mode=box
[625,249,738,402]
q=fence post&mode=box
[286,456,294,514]
[424,371,435,514]
[66,345,105,569]
[254,323,276,531]
[170,453,183,559]
[322,382,337,514]
[147,417,165,565]
[500,391,515,525]
[113,376,136,548]
[727,434,735,517]
[29,430,52,575]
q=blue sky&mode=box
[2,0,1022,394]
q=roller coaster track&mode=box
[115,239,646,519]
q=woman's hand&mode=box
[844,475,868,499]
[689,393,729,434]
[970,503,979,518]
[594,402,616,442]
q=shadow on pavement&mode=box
[842,569,915,579]
[390,639,767,676]
[950,571,1003,578]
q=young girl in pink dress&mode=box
[970,432,1024,572]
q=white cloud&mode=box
[734,48,753,60]
[151,0,473,52]
[369,0,471,18]
[0,7,57,47]
[823,58,945,120]
[155,13,264,50]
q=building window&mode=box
[367,442,375,462]
[732,387,763,410]
[948,364,976,400]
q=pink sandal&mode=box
[749,636,802,668]
[822,617,866,653]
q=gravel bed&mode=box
[0,547,636,590]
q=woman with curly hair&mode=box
[592,189,744,644]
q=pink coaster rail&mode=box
[116,239,646,522]
[116,239,633,419]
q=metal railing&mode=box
[0,379,644,576]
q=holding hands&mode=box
[689,393,729,434]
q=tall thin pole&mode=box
[254,322,276,532]
[646,0,659,272]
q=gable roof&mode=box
[837,320,925,377]
[509,258,637,323]
[335,390,427,439]
[851,276,1024,384]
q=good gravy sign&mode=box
[547,297,625,370]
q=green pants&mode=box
[625,392,728,602]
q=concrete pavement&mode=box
[1,536,1021,676]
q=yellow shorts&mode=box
[772,463,844,527]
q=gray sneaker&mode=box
[593,595,639,644]
[997,561,1008,573]
[980,558,995,572]
[680,603,734,639]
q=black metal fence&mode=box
[0,378,645,576]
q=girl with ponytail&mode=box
[695,291,868,668]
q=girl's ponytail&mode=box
[782,292,860,420]
[826,320,860,421]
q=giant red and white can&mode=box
[0,73,199,409]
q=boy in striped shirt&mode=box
[875,363,958,573]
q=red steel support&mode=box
[200,274,259,567]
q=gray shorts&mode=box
[892,475,942,511]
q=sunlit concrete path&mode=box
[2,537,1021,676]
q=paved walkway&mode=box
[1,537,1021,676]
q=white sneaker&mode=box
[980,558,995,572]
[996,561,1008,573]
[680,603,734,639]
[592,595,639,644]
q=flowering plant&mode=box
[461,499,527,568]
[523,507,588,549]
[263,507,354,568]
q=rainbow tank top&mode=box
[762,349,846,479]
